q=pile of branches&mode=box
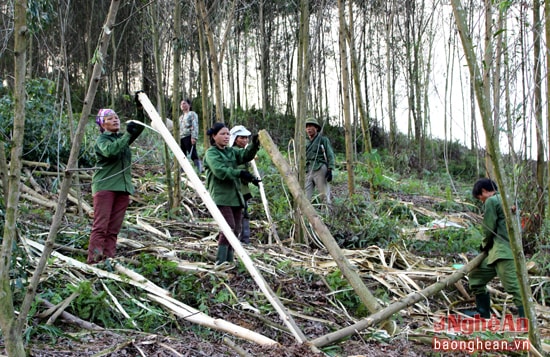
[6,162,550,356]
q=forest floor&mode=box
[1,167,548,357]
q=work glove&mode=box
[126,121,144,139]
[134,90,145,110]
[479,239,493,253]
[252,134,260,147]
[240,170,261,186]
[325,168,333,182]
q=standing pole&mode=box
[250,159,281,245]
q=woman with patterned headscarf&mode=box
[87,97,145,264]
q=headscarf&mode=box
[95,108,117,132]
[229,125,251,147]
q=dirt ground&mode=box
[3,331,463,357]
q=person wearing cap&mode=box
[467,178,524,318]
[230,125,253,244]
[204,123,261,264]
[178,98,202,172]
[87,95,145,264]
[305,117,335,204]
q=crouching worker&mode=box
[87,96,145,264]
[204,123,260,264]
[468,178,524,318]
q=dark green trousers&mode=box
[469,257,522,308]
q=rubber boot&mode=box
[216,244,229,265]
[240,218,250,244]
[475,293,491,318]
[227,246,235,263]
[517,306,525,318]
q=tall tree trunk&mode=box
[172,0,183,211]
[0,0,28,354]
[197,16,210,150]
[346,1,371,155]
[337,0,354,196]
[451,0,541,351]
[149,5,173,213]
[385,1,397,155]
[195,0,236,122]
[545,0,550,225]
[533,0,545,224]
[293,0,310,244]
[259,0,269,118]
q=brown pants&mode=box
[217,206,243,246]
[87,190,130,264]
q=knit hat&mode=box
[96,109,117,132]
[305,117,321,130]
[229,125,251,147]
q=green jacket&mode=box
[204,142,260,207]
[92,131,135,195]
[306,133,335,171]
[482,193,514,265]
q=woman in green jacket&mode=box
[204,123,260,264]
[87,106,144,264]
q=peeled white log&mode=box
[23,238,278,346]
[137,92,307,343]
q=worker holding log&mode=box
[204,123,261,264]
[305,117,335,205]
[229,125,254,244]
[468,178,524,318]
[87,94,145,264]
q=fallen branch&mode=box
[310,252,487,347]
[37,298,105,331]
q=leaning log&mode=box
[259,129,396,335]
[310,252,487,347]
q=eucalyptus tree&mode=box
[532,0,546,224]
[337,0,355,196]
[0,0,28,355]
[546,0,550,225]
[148,2,175,211]
[171,0,183,210]
[195,0,237,122]
[293,0,310,244]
